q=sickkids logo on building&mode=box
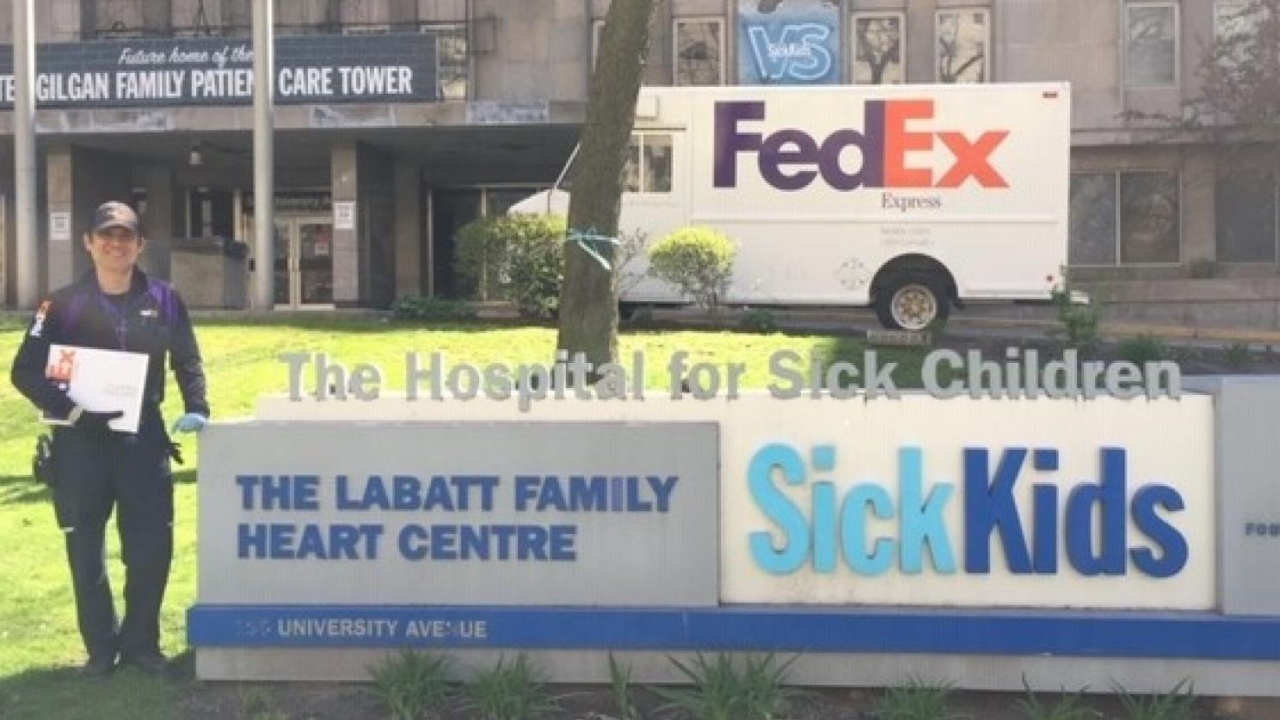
[713,99,1010,200]
[738,0,840,85]
[747,443,1189,580]
[744,23,834,82]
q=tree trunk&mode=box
[556,0,658,370]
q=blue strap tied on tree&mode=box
[567,227,620,271]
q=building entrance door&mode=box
[274,216,334,308]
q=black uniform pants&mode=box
[52,411,173,661]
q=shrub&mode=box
[615,228,651,296]
[454,216,507,300]
[1052,287,1102,353]
[653,653,742,720]
[739,308,779,334]
[505,218,566,319]
[876,677,958,720]
[369,649,452,720]
[462,653,558,720]
[1015,677,1096,720]
[1112,679,1196,720]
[652,652,796,720]
[1225,342,1252,368]
[1117,335,1171,365]
[739,653,800,720]
[453,214,567,318]
[648,226,737,310]
[607,653,642,720]
[389,296,479,321]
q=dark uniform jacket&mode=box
[10,269,209,422]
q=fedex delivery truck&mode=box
[511,83,1071,331]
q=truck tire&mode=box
[875,276,949,331]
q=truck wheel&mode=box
[875,276,949,331]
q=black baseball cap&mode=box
[92,201,139,234]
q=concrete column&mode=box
[906,0,938,83]
[45,148,77,289]
[393,161,422,299]
[46,146,136,289]
[1,185,10,304]
[14,0,38,306]
[646,0,673,85]
[1183,149,1217,266]
[139,165,178,279]
[0,158,14,304]
[79,0,97,38]
[331,142,360,306]
[358,145,396,308]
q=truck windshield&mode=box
[554,145,581,192]
[555,134,673,195]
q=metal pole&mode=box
[13,0,37,308]
[252,0,275,309]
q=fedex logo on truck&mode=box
[714,99,1011,192]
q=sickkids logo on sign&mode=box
[747,443,1189,580]
[714,99,1010,192]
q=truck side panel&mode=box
[621,84,1070,306]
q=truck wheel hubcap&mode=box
[891,285,936,331]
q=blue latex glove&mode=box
[171,413,208,434]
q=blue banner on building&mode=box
[0,33,437,109]
[737,0,841,85]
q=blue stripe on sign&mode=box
[187,605,1280,660]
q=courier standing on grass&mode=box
[10,201,210,678]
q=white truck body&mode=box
[512,83,1071,325]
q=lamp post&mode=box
[13,0,36,307]
[252,0,275,309]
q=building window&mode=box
[852,12,904,85]
[623,134,673,194]
[1069,174,1118,266]
[96,0,145,37]
[936,9,989,84]
[1125,2,1178,87]
[1217,172,1278,263]
[423,23,468,100]
[1214,0,1262,67]
[1214,0,1255,41]
[1070,171,1181,266]
[674,18,725,86]
[174,0,221,37]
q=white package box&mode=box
[44,344,150,433]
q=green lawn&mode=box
[0,315,919,720]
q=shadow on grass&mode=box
[0,656,186,720]
[195,313,542,335]
[0,474,49,506]
[0,469,198,507]
[813,336,931,389]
